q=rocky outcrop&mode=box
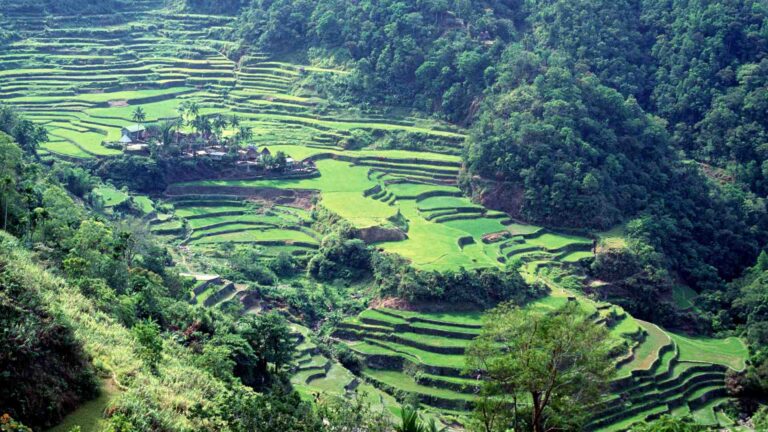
[467,175,524,218]
[164,185,318,208]
[353,226,408,244]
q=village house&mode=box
[244,145,258,161]
[120,124,147,143]
[209,151,227,161]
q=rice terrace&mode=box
[1,1,767,432]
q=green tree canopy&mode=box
[466,302,614,432]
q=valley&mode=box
[0,1,764,431]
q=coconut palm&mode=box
[212,115,228,143]
[159,120,176,147]
[131,106,147,126]
[236,125,253,144]
[187,102,200,124]
[193,115,212,140]
[176,101,189,122]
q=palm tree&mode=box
[395,407,422,432]
[187,102,200,124]
[395,406,447,432]
[132,106,147,127]
[159,120,176,147]
[212,115,228,144]
[193,115,212,141]
[236,125,253,145]
[176,101,189,123]
[230,114,240,133]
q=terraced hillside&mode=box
[0,5,463,160]
[332,300,747,430]
[150,194,320,265]
[289,324,402,415]
[1,4,752,431]
[166,141,748,431]
[182,146,595,272]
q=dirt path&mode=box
[47,378,120,432]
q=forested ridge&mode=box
[222,0,768,317]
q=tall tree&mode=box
[466,302,614,432]
[212,115,228,144]
[236,312,294,389]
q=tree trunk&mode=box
[532,393,544,432]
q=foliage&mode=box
[94,156,167,193]
[235,0,521,122]
[228,248,278,285]
[631,415,711,432]
[753,407,768,431]
[0,235,99,429]
[372,252,543,308]
[236,312,295,389]
[467,61,674,229]
[308,235,372,282]
[132,320,163,371]
[0,105,47,156]
[707,251,768,395]
[0,415,32,432]
[466,302,614,432]
[395,406,446,432]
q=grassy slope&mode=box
[0,232,256,431]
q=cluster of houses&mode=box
[116,124,310,171]
[236,145,303,170]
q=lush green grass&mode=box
[353,339,465,369]
[190,228,318,245]
[441,218,508,237]
[668,331,748,370]
[187,213,289,229]
[40,140,92,158]
[48,128,121,156]
[527,232,592,250]
[378,200,499,270]
[193,223,275,235]
[94,185,129,207]
[305,363,355,394]
[364,370,473,401]
[175,205,246,218]
[382,308,483,326]
[417,196,480,211]
[191,159,396,228]
[597,225,628,249]
[133,196,155,214]
[7,87,193,104]
[561,250,594,262]
[48,379,118,432]
[85,98,201,122]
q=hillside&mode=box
[1,1,767,431]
